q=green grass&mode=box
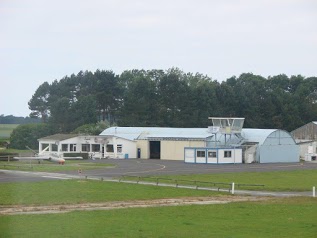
[0,124,18,139]
[0,198,316,238]
[151,169,317,192]
[0,160,114,172]
[0,179,218,206]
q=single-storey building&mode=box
[38,124,299,163]
[100,127,212,161]
[291,121,317,161]
[38,134,136,159]
[240,129,299,163]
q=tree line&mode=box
[0,115,40,124]
[28,68,317,133]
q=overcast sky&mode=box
[1,0,317,117]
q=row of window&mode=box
[41,144,123,153]
[196,150,232,158]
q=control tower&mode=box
[207,117,245,147]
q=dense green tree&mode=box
[70,95,98,131]
[27,68,317,133]
[28,82,50,122]
[156,68,191,127]
[94,70,122,123]
[72,121,111,135]
[10,124,52,150]
[118,72,158,126]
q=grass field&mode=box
[0,160,114,172]
[0,176,316,237]
[0,180,218,206]
[0,198,316,238]
[0,124,18,139]
[121,169,317,192]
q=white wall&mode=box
[184,147,243,164]
[104,137,137,159]
[298,141,317,159]
[218,149,242,164]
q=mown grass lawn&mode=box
[0,160,114,172]
[152,169,317,192]
[0,197,316,238]
[0,179,219,206]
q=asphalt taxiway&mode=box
[1,159,316,183]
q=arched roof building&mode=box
[241,129,299,163]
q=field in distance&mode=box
[0,124,18,139]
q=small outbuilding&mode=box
[291,121,317,161]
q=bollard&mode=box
[313,186,316,198]
[231,182,235,195]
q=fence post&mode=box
[231,182,235,195]
[313,186,316,198]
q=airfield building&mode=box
[38,118,299,163]
[291,121,317,161]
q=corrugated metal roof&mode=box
[39,134,78,141]
[241,129,277,145]
[100,127,294,145]
[100,127,213,140]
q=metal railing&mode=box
[117,175,265,192]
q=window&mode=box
[62,144,68,152]
[196,150,206,158]
[92,144,100,152]
[106,144,114,152]
[70,144,76,152]
[52,144,58,152]
[41,143,49,150]
[208,151,217,158]
[224,150,232,158]
[117,145,122,153]
[82,144,90,152]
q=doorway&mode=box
[150,141,161,159]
